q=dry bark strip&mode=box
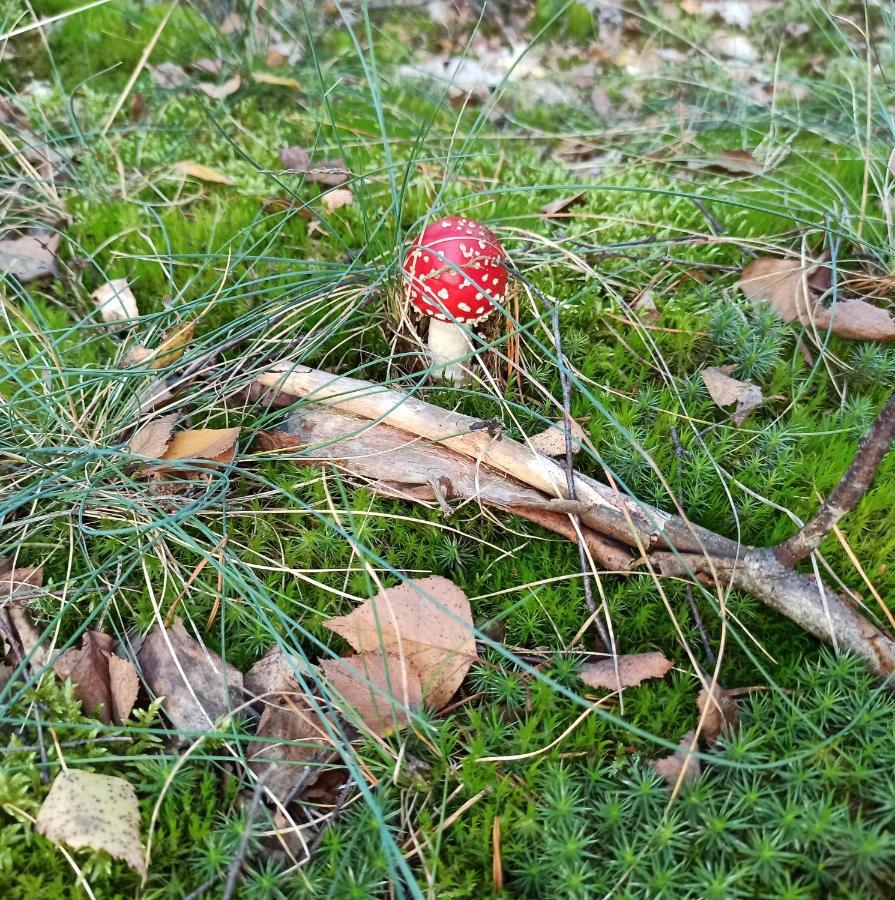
[255,364,895,681]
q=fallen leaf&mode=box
[322,188,353,213]
[255,430,303,452]
[191,58,221,76]
[279,146,349,185]
[149,320,196,369]
[688,149,763,176]
[320,651,422,736]
[324,576,476,710]
[159,427,240,463]
[701,365,763,425]
[815,299,895,342]
[590,86,612,116]
[148,61,188,88]
[138,617,244,735]
[252,72,301,88]
[220,12,244,34]
[196,74,241,100]
[697,682,739,743]
[580,651,674,692]
[172,161,234,186]
[739,257,825,324]
[651,731,701,786]
[0,566,47,669]
[632,288,659,322]
[0,233,60,283]
[707,32,758,62]
[528,418,587,456]
[740,258,895,340]
[92,278,138,325]
[245,648,327,802]
[540,193,585,218]
[129,414,177,459]
[53,631,138,725]
[0,565,43,597]
[36,770,146,876]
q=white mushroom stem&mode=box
[426,317,473,384]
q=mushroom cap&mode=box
[403,216,507,325]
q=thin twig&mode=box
[684,585,716,667]
[221,775,268,900]
[776,391,895,566]
[504,262,611,651]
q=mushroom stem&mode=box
[426,318,473,384]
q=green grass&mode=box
[3,0,895,896]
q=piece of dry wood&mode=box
[252,363,895,681]
[258,364,735,559]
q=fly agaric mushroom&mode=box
[402,215,508,383]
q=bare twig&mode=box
[776,392,895,566]
[221,775,268,900]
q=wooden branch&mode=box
[776,392,895,567]
[255,363,895,681]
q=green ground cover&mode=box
[3,1,895,896]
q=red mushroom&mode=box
[402,215,508,383]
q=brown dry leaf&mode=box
[159,428,240,463]
[528,418,587,457]
[591,86,612,116]
[740,257,895,341]
[0,565,43,597]
[245,648,327,802]
[738,257,824,324]
[697,682,739,743]
[54,631,138,725]
[252,72,301,88]
[651,731,701,786]
[322,188,353,213]
[540,193,585,218]
[36,770,146,877]
[129,414,177,459]
[324,576,476,710]
[0,233,60,283]
[580,651,674,692]
[138,617,244,735]
[632,288,659,322]
[320,652,422,736]
[701,365,763,425]
[172,161,234,186]
[279,146,349,185]
[196,74,241,100]
[688,149,763,176]
[814,299,895,342]
[255,430,303,452]
[0,566,47,669]
[149,320,196,369]
[92,279,138,325]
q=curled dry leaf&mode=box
[0,233,60,283]
[138,617,243,735]
[191,57,222,76]
[697,682,739,743]
[196,73,241,100]
[172,161,234,186]
[0,565,47,669]
[320,651,423,736]
[580,651,674,692]
[528,418,587,457]
[126,320,196,370]
[540,193,586,218]
[36,770,146,877]
[651,730,701,787]
[741,256,895,341]
[128,413,177,459]
[322,188,353,213]
[279,146,349,185]
[701,365,763,425]
[324,575,477,710]
[245,648,327,802]
[254,430,302,452]
[93,278,138,325]
[53,630,139,725]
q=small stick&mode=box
[684,585,716,667]
[776,391,895,566]
[221,775,268,900]
[503,262,611,651]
